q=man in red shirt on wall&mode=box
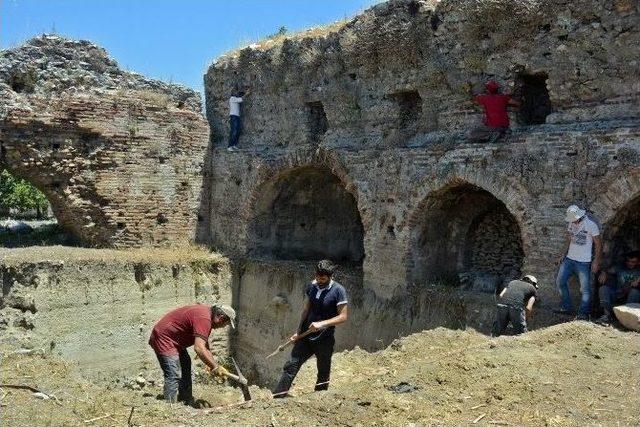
[468,80,520,143]
[149,303,236,404]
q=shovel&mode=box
[266,328,314,359]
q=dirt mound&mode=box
[1,322,638,426]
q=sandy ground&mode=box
[1,321,638,426]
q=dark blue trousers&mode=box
[273,336,334,396]
[229,115,242,147]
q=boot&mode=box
[595,308,612,326]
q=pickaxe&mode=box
[266,328,314,359]
[204,357,251,401]
[224,357,251,402]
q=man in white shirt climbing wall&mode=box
[227,88,249,152]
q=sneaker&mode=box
[575,313,590,321]
[227,146,237,152]
[594,314,611,326]
[552,308,573,315]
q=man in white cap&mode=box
[149,303,236,404]
[555,205,602,320]
[492,274,538,336]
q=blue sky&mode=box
[1,0,383,93]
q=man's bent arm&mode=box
[194,336,219,371]
[508,98,521,107]
[312,304,348,330]
[526,296,536,312]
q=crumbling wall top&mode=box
[205,0,639,148]
[0,35,202,113]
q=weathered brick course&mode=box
[201,1,640,375]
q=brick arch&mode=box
[242,147,370,226]
[408,168,536,252]
[590,168,640,264]
[0,140,114,246]
[250,147,359,199]
[405,168,535,288]
[0,94,209,248]
[590,168,640,226]
[244,149,366,263]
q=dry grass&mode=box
[112,88,172,108]
[256,20,348,50]
[1,322,638,426]
[208,0,390,66]
[0,345,255,427]
[218,19,349,60]
[132,89,171,108]
[0,244,226,266]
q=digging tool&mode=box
[230,357,251,402]
[213,365,251,402]
[266,328,314,359]
[203,360,252,401]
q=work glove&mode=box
[212,365,230,378]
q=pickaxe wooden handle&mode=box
[223,371,247,385]
[203,366,246,385]
[208,363,252,401]
[266,329,315,359]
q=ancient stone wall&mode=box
[0,36,210,247]
[0,0,637,387]
[202,0,640,383]
[205,0,639,148]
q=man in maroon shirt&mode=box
[468,80,520,143]
[149,303,236,404]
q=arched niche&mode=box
[409,182,524,291]
[247,166,365,265]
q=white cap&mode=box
[523,274,538,287]
[565,205,586,222]
[213,304,236,329]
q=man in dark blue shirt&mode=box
[273,260,348,397]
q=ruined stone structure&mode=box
[203,0,640,383]
[0,36,209,247]
[1,0,639,387]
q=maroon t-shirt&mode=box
[475,93,511,127]
[149,304,212,356]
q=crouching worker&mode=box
[273,260,348,398]
[492,275,538,337]
[149,303,236,404]
[596,251,640,326]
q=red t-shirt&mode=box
[475,93,511,127]
[149,305,212,356]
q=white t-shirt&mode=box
[229,96,243,117]
[566,217,600,263]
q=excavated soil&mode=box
[1,322,638,426]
